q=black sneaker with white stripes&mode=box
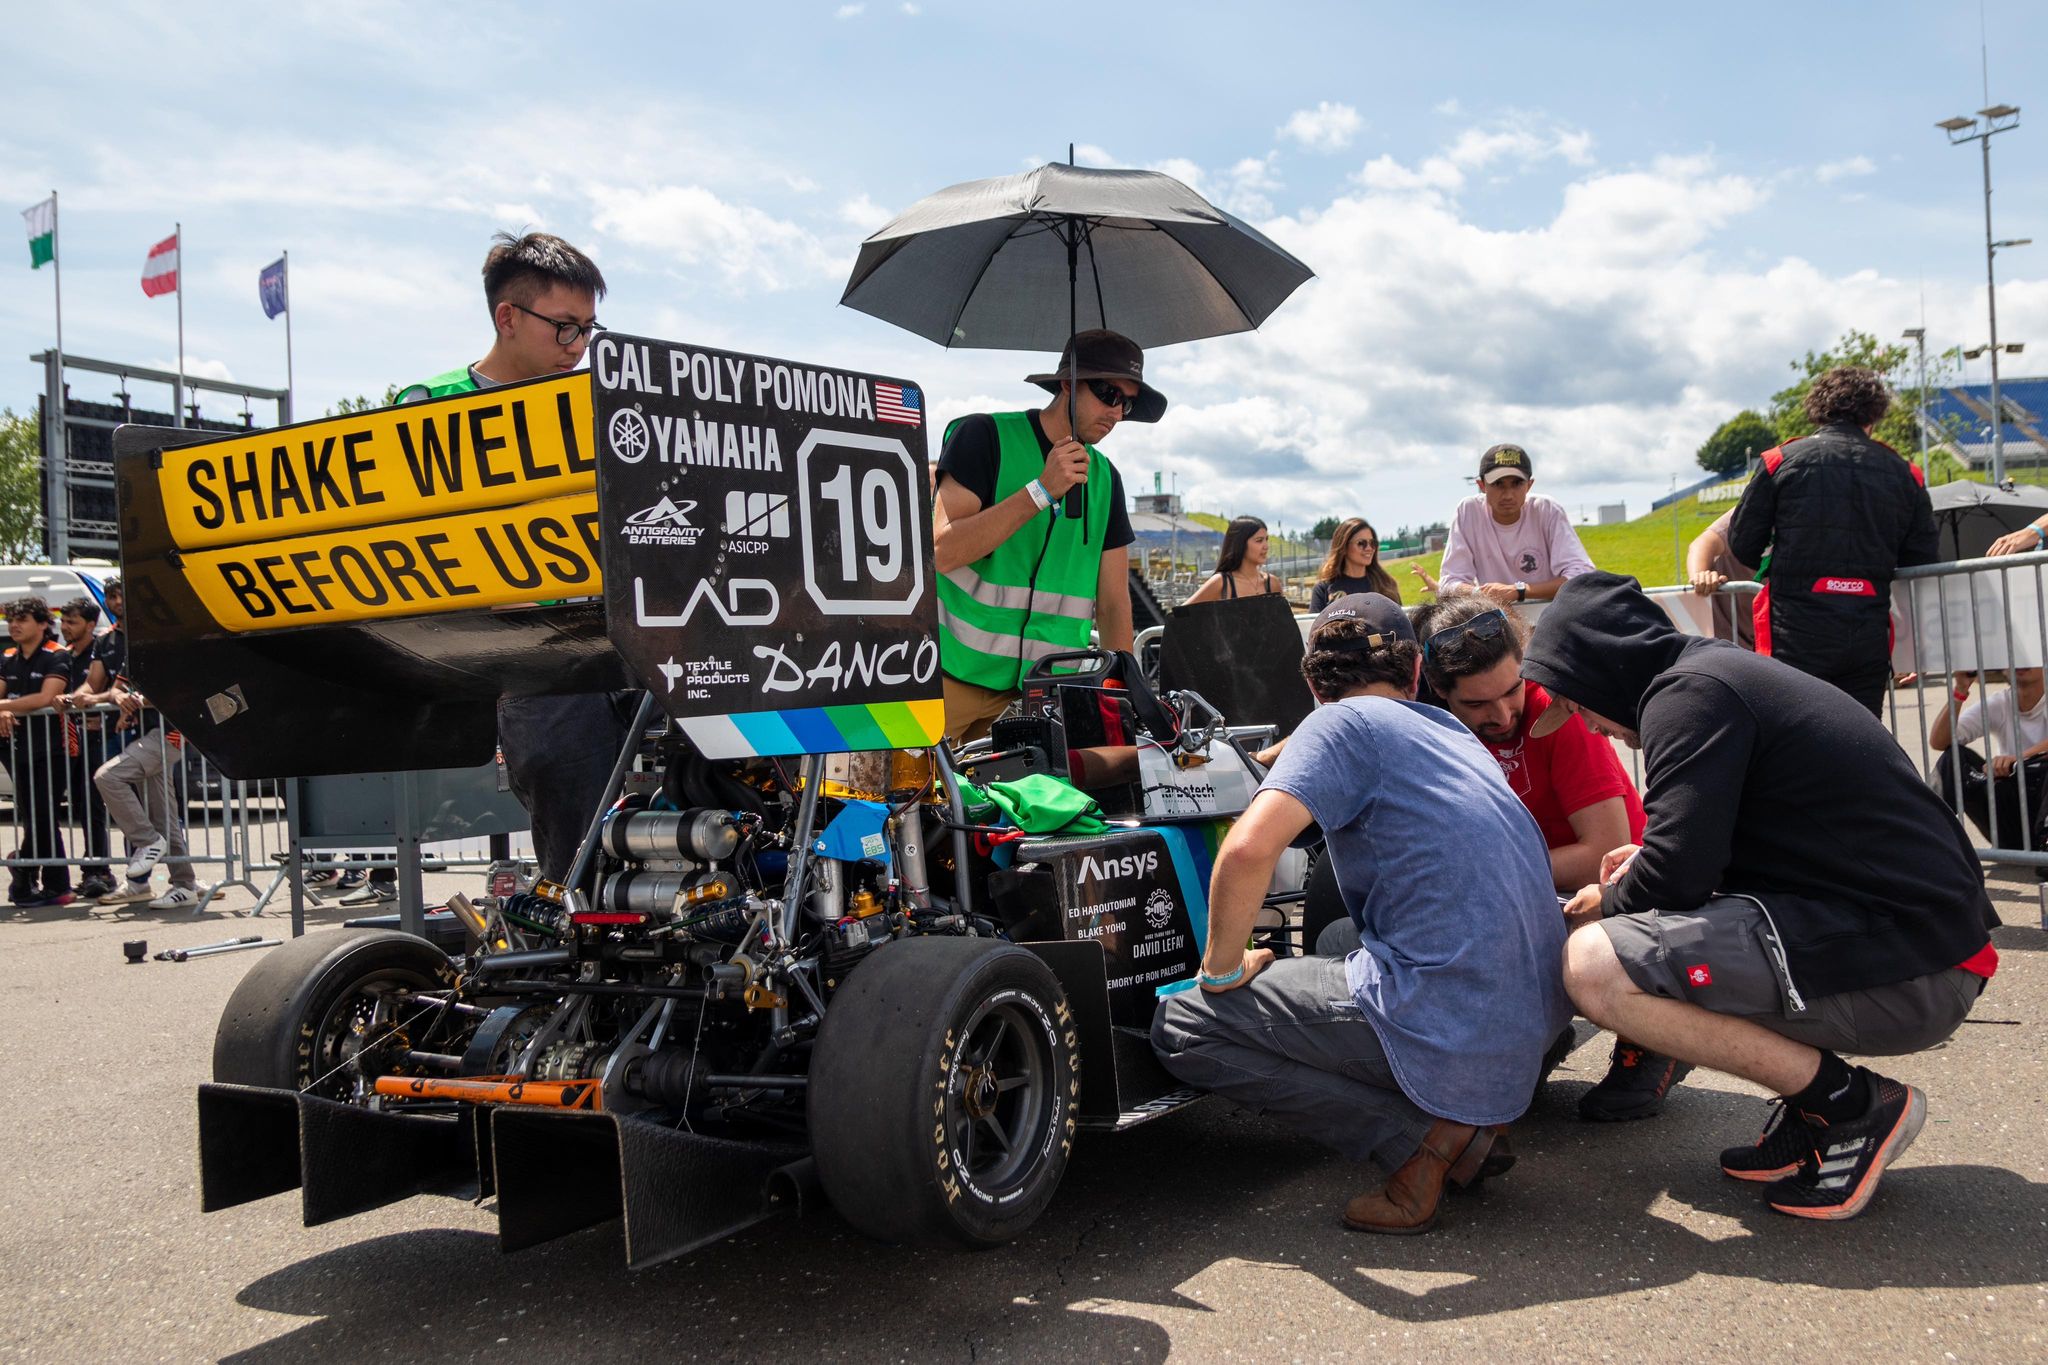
[1764,1069,1926,1221]
[1719,1100,1816,1182]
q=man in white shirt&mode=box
[1438,444,1595,607]
[1931,666,2048,853]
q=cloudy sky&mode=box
[5,1,2046,534]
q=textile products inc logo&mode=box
[623,496,702,547]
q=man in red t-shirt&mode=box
[1417,591,1682,1122]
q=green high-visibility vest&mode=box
[394,366,480,405]
[937,411,1113,691]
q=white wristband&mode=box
[1026,479,1052,511]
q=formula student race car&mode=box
[117,334,1309,1266]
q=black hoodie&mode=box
[1523,572,1996,999]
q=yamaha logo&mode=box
[608,408,650,463]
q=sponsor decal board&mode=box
[589,333,943,757]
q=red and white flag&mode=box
[140,232,179,298]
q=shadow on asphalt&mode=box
[219,1062,2048,1361]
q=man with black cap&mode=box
[1524,571,2000,1222]
[1439,444,1595,608]
[933,329,1156,744]
[1153,593,1568,1235]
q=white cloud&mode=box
[1445,119,1595,171]
[1816,155,1876,184]
[900,1,920,12]
[835,3,865,17]
[590,184,840,290]
[1434,98,1463,116]
[1087,150,2023,532]
[1278,101,1363,153]
[839,193,888,230]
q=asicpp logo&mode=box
[1144,889,1176,930]
[623,496,702,547]
[609,408,650,463]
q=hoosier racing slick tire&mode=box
[809,937,1078,1248]
[212,928,457,1098]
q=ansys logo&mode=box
[623,496,702,547]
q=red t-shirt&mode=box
[1484,683,1647,850]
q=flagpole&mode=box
[50,190,67,563]
[282,249,294,423]
[174,220,185,428]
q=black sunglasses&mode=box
[1084,378,1137,415]
[511,301,603,346]
[1422,608,1510,661]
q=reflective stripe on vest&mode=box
[937,410,1111,691]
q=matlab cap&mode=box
[1308,593,1415,653]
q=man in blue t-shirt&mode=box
[1153,592,1568,1235]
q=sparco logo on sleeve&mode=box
[1078,850,1159,883]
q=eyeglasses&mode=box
[511,302,603,346]
[1422,607,1510,661]
[1084,378,1137,415]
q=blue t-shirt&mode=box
[1264,695,1570,1125]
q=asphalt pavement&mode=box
[0,871,2042,1363]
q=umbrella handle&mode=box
[1064,237,1089,542]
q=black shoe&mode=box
[1577,1040,1694,1122]
[1719,1100,1817,1182]
[76,875,117,902]
[1764,1069,1925,1221]
[336,867,369,891]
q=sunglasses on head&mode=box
[1084,378,1137,415]
[1422,607,1509,661]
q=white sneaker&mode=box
[149,884,211,912]
[126,837,168,881]
[99,878,157,906]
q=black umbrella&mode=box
[841,155,1315,534]
[1927,480,2048,561]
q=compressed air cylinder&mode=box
[602,808,739,864]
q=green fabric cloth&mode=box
[958,774,1107,836]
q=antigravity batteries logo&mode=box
[623,496,702,547]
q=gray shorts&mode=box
[1601,895,1984,1056]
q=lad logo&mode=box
[623,496,702,547]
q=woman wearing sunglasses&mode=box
[1185,517,1280,605]
[1310,517,1402,611]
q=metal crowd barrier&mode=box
[0,702,264,913]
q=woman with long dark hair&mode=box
[1310,517,1401,610]
[1185,516,1279,604]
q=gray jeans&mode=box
[1151,944,1432,1171]
[93,730,194,889]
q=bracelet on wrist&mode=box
[2033,523,2046,545]
[1025,479,1052,511]
[1198,961,1246,987]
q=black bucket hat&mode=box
[1025,329,1168,423]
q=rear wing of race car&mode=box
[113,338,944,778]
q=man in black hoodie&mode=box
[1523,572,1999,1222]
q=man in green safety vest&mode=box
[378,231,632,899]
[933,330,1162,744]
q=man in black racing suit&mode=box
[1728,366,1937,717]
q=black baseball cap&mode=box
[1025,329,1168,423]
[1308,592,1415,653]
[1479,443,1533,483]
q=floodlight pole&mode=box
[1902,327,1928,479]
[1941,106,2021,483]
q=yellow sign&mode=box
[181,492,603,632]
[156,375,595,552]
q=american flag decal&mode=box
[876,382,922,427]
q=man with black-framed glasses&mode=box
[933,329,1154,743]
[385,230,630,896]
[396,231,606,404]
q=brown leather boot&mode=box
[1342,1119,1504,1235]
